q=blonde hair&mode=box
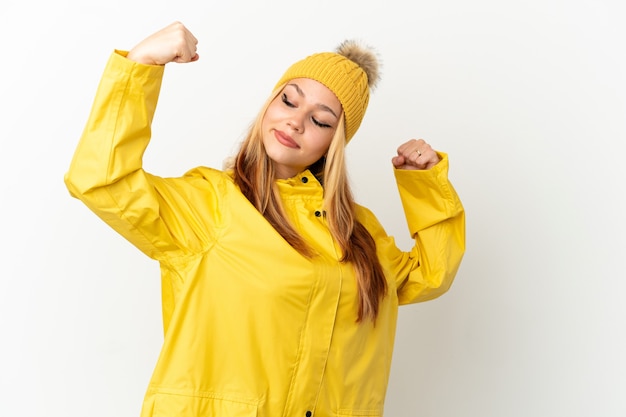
[231,86,387,322]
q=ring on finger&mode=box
[415,149,422,157]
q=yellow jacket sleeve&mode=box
[393,153,466,304]
[64,51,217,261]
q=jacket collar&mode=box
[275,170,324,200]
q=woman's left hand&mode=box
[391,138,440,170]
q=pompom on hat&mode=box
[274,40,380,144]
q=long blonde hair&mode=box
[231,87,387,322]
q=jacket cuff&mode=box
[393,152,463,233]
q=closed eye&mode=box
[312,117,331,128]
[282,91,332,128]
[281,93,295,108]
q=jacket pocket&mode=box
[151,391,259,417]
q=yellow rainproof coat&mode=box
[65,51,465,417]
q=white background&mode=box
[1,0,625,416]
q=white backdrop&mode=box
[1,0,625,416]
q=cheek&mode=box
[263,100,282,123]
[312,131,334,155]
[262,107,274,125]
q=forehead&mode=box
[285,78,342,114]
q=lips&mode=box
[274,130,300,149]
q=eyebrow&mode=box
[286,83,339,119]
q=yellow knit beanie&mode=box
[274,40,380,143]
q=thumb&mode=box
[391,155,405,168]
[172,51,199,63]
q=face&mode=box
[262,78,342,179]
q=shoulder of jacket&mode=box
[183,166,234,183]
[355,203,384,229]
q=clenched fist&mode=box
[392,138,440,170]
[127,21,199,65]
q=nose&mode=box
[287,112,304,132]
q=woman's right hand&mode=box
[127,21,199,65]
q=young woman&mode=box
[65,21,465,417]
